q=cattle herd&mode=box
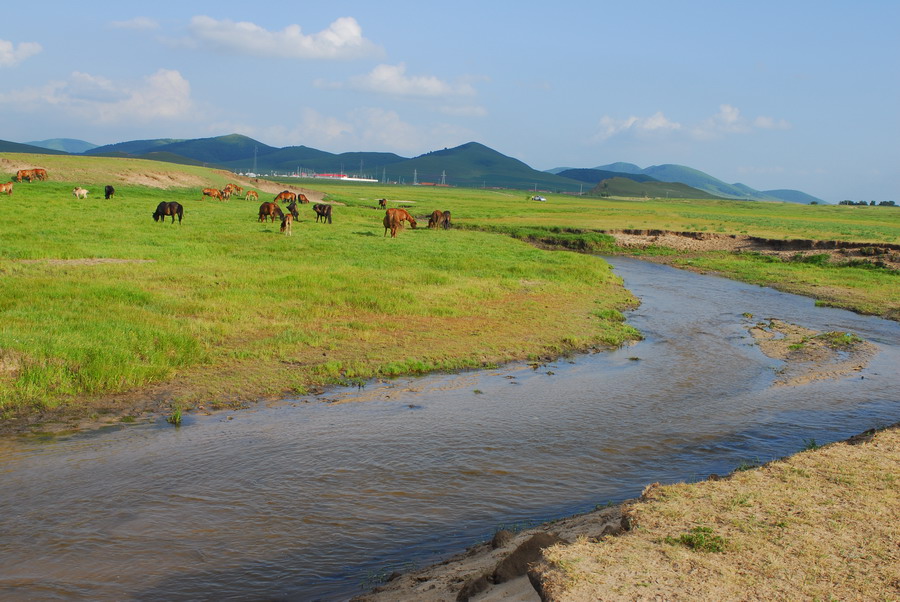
[3,167,452,238]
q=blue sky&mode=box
[1,1,897,202]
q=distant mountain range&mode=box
[4,134,824,203]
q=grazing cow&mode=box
[297,193,310,204]
[245,190,259,202]
[287,200,299,220]
[442,210,452,229]
[72,187,89,199]
[0,182,13,196]
[220,188,231,201]
[274,190,297,203]
[32,168,48,181]
[153,201,184,224]
[104,185,115,200]
[428,210,444,229]
[281,213,293,236]
[313,203,332,224]
[258,202,284,222]
[202,188,223,201]
[378,198,387,209]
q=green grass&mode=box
[1,154,898,422]
[0,155,640,418]
[663,526,728,553]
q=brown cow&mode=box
[259,202,284,222]
[297,193,310,204]
[32,168,48,181]
[428,210,444,229]
[0,182,13,196]
[202,188,223,201]
[280,213,293,236]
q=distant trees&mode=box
[839,200,896,206]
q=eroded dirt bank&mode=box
[605,229,900,270]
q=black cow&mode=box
[104,185,115,200]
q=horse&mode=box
[32,168,48,181]
[442,210,452,229]
[224,183,243,197]
[245,190,259,202]
[383,212,400,238]
[274,190,297,203]
[0,182,13,196]
[202,187,223,201]
[15,169,35,182]
[280,213,293,236]
[153,201,183,224]
[297,193,310,204]
[220,188,231,201]
[286,200,300,220]
[104,185,115,200]
[378,198,387,209]
[428,210,444,229]
[313,204,332,224]
[259,202,284,222]
[72,187,89,199]
[387,207,417,229]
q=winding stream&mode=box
[1,257,898,600]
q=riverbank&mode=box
[355,422,900,601]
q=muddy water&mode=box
[1,257,898,600]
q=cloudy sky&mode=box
[1,1,897,202]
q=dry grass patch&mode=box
[542,427,900,601]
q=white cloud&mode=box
[187,15,381,59]
[0,69,193,123]
[336,63,477,97]
[0,39,42,67]
[110,17,160,30]
[593,105,792,143]
[593,111,682,141]
[693,104,792,139]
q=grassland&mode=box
[1,153,898,427]
[0,154,639,426]
[539,425,900,601]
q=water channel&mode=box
[1,257,898,600]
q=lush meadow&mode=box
[0,155,640,421]
[1,154,898,423]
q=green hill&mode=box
[557,168,658,185]
[26,138,97,153]
[86,138,184,156]
[589,177,721,199]
[385,142,584,191]
[0,139,68,155]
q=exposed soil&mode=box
[605,229,900,270]
[747,318,876,386]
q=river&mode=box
[1,257,897,600]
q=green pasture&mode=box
[0,156,638,418]
[1,154,897,422]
